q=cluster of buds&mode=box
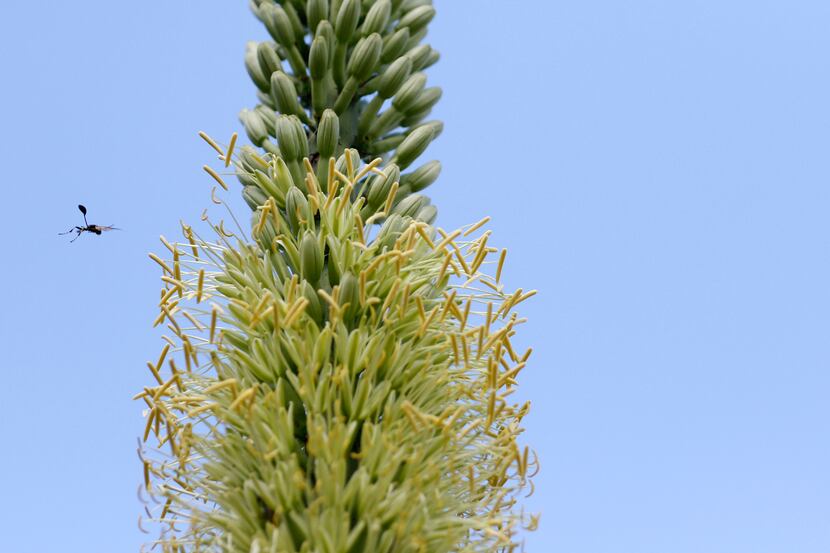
[139,146,538,551]
[239,0,443,221]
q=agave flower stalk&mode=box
[139,1,537,551]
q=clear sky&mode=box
[1,1,828,551]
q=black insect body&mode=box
[59,204,119,242]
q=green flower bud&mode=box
[420,48,441,70]
[398,5,435,33]
[392,126,434,169]
[301,280,324,325]
[347,33,383,81]
[238,145,270,172]
[282,3,305,40]
[285,186,311,234]
[242,185,269,210]
[369,132,405,153]
[309,35,330,80]
[400,0,432,11]
[274,157,296,198]
[300,231,323,284]
[335,0,361,44]
[317,109,340,158]
[400,160,441,192]
[392,193,428,218]
[391,73,427,113]
[326,236,343,286]
[338,272,360,323]
[417,119,443,137]
[236,170,257,188]
[256,42,282,79]
[306,0,328,34]
[376,213,411,251]
[361,0,391,36]
[315,20,336,55]
[335,149,362,177]
[256,90,276,111]
[381,28,410,63]
[261,3,296,48]
[416,204,437,224]
[253,104,277,135]
[270,72,304,118]
[400,107,430,128]
[276,115,305,161]
[240,108,269,146]
[402,86,441,116]
[292,116,309,159]
[244,43,270,92]
[405,44,432,71]
[375,56,412,98]
[366,163,400,209]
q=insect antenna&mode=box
[78,204,90,227]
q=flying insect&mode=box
[59,204,119,242]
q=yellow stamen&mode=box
[198,131,223,155]
[354,157,382,183]
[382,181,399,215]
[196,269,205,303]
[463,216,491,236]
[224,132,237,167]
[434,229,462,252]
[203,165,228,190]
[496,248,507,283]
[148,253,173,275]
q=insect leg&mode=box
[59,226,82,236]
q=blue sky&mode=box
[1,1,829,551]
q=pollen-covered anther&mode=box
[202,165,228,191]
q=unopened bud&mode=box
[405,44,432,71]
[256,42,282,78]
[416,204,437,224]
[240,109,269,146]
[347,33,382,81]
[242,185,268,210]
[270,72,304,117]
[335,0,361,44]
[391,73,427,113]
[338,272,360,322]
[419,48,440,70]
[276,115,308,161]
[316,109,339,158]
[381,28,410,63]
[300,231,323,284]
[301,280,324,324]
[285,186,311,233]
[244,43,270,92]
[402,86,441,116]
[398,5,435,33]
[377,214,411,251]
[400,160,441,192]
[361,0,391,36]
[392,126,434,169]
[309,35,330,80]
[261,3,296,48]
[392,193,428,218]
[326,236,343,286]
[306,0,329,35]
[366,163,400,209]
[375,56,412,99]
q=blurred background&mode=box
[1,1,829,551]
